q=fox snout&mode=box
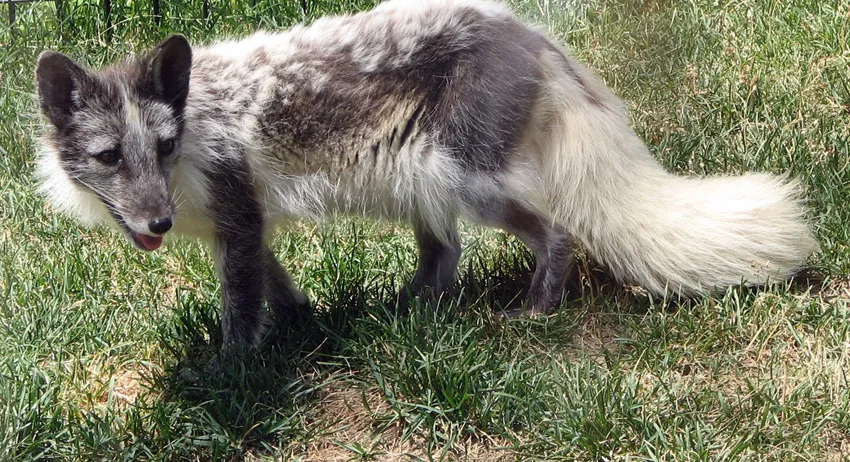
[115,181,176,251]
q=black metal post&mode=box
[104,0,111,32]
[153,0,160,25]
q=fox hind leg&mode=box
[473,198,574,316]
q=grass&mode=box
[1,0,849,460]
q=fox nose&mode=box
[148,217,173,235]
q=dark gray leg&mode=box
[400,220,462,306]
[525,231,574,316]
[215,227,266,350]
[209,158,267,351]
[263,246,312,326]
[474,199,574,316]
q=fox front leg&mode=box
[209,162,267,350]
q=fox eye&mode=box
[96,150,120,165]
[157,139,175,156]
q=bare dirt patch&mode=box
[52,355,154,412]
[818,276,850,301]
[285,385,515,461]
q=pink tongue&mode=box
[137,234,163,251]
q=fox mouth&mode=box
[101,200,171,252]
[112,214,167,252]
[129,231,164,251]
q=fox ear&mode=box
[36,51,90,130]
[149,34,192,109]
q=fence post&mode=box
[103,0,111,38]
[152,0,160,25]
[8,1,15,25]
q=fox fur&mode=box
[35,0,817,348]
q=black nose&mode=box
[148,217,173,235]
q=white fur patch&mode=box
[35,142,111,227]
[248,136,464,243]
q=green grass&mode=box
[1,0,849,460]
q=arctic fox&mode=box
[35,0,817,348]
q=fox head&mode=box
[35,35,192,251]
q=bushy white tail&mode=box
[537,57,817,296]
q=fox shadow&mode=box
[148,245,820,457]
[148,248,611,454]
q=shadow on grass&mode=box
[140,247,625,458]
[145,296,324,459]
[141,239,822,460]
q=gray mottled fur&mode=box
[35,0,816,349]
